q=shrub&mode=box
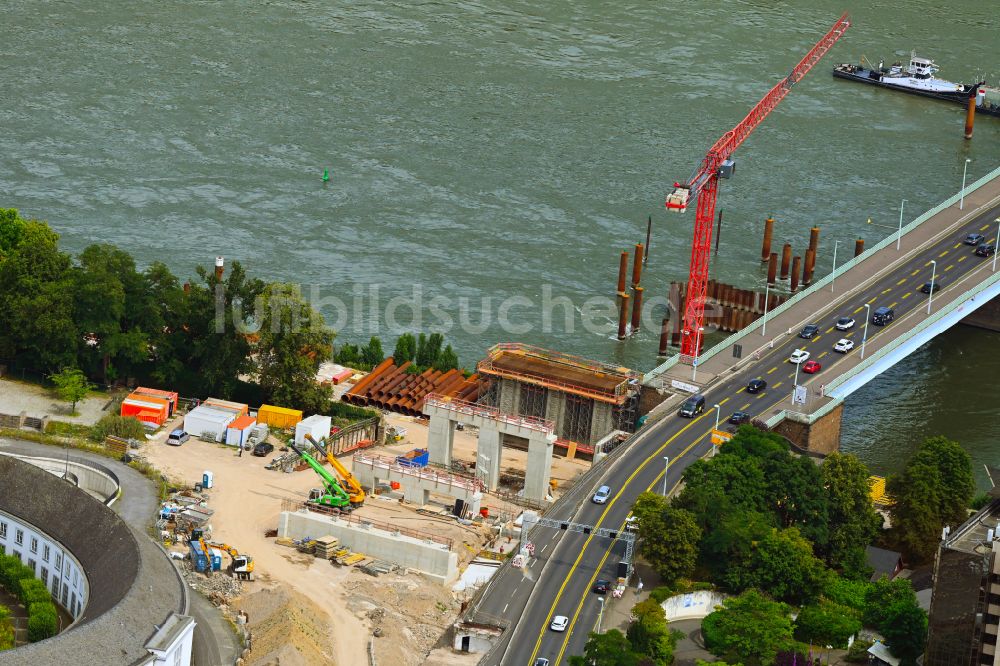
[0,605,13,651]
[90,414,146,442]
[650,586,674,603]
[26,602,57,642]
[18,578,51,607]
[326,401,379,422]
[845,638,873,663]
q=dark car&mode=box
[920,280,940,294]
[252,442,275,457]
[976,243,997,257]
[728,411,751,426]
[799,324,820,339]
[965,233,986,246]
[746,378,767,394]
[592,579,610,594]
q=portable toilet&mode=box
[189,541,209,573]
[209,548,224,572]
[202,470,214,489]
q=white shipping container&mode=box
[294,415,332,445]
[184,406,237,442]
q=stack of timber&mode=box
[314,535,340,560]
[342,358,480,416]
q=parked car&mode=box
[592,485,611,504]
[166,430,189,446]
[550,616,570,632]
[535,659,550,666]
[965,233,986,245]
[728,411,751,426]
[835,316,855,330]
[799,324,820,339]
[920,280,940,294]
[789,349,810,364]
[976,243,996,257]
[802,360,822,374]
[252,442,275,457]
[746,378,767,394]
[592,579,610,594]
[833,338,855,353]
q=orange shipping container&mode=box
[121,394,170,426]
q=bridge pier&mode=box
[772,403,843,456]
[962,293,1000,332]
[428,414,455,466]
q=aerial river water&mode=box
[1,1,998,484]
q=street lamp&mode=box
[793,354,802,388]
[927,260,937,314]
[830,240,841,292]
[761,281,771,335]
[896,199,906,250]
[712,404,721,456]
[597,596,605,634]
[691,326,705,382]
[860,303,871,359]
[960,158,971,210]
[662,456,670,496]
[993,219,999,272]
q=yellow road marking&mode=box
[813,335,822,343]
[767,367,777,374]
[902,292,911,300]
[720,397,730,405]
[756,392,767,399]
[853,306,863,314]
[959,255,968,262]
[818,351,828,358]
[953,242,961,249]
[773,381,783,389]
[741,402,751,410]
[910,269,920,276]
[925,260,933,267]
[826,327,834,334]
[867,296,877,304]
[896,278,906,286]
[945,265,954,272]
[938,250,949,258]
[881,288,891,294]
[549,430,710,664]
[736,387,746,393]
[889,302,898,309]
[982,224,991,231]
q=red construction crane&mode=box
[666,13,851,358]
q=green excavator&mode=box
[287,441,353,510]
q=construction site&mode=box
[138,343,633,665]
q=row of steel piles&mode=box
[660,280,788,348]
[342,358,479,415]
[761,218,865,291]
[615,243,645,340]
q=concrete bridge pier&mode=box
[524,433,557,502]
[962,293,1000,332]
[428,414,455,466]
[772,403,844,456]
[477,427,502,491]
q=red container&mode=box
[479,508,489,518]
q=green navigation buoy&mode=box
[322,168,330,182]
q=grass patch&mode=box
[44,420,92,438]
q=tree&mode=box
[881,601,927,665]
[91,414,147,442]
[392,333,416,363]
[434,344,460,372]
[633,492,701,585]
[627,599,679,666]
[335,343,360,367]
[822,577,870,614]
[821,453,881,576]
[793,599,862,649]
[862,577,918,631]
[49,367,93,415]
[701,589,795,665]
[568,630,641,666]
[360,336,385,370]
[255,283,334,413]
[724,528,830,604]
[909,436,976,526]
[760,451,829,549]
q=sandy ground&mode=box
[0,377,113,424]
[142,412,515,666]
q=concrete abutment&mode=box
[772,403,843,456]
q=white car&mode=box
[592,485,611,504]
[789,349,810,364]
[550,615,569,632]
[835,316,856,331]
[833,338,855,353]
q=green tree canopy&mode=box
[568,629,641,666]
[821,453,881,577]
[881,601,927,665]
[434,344,460,372]
[49,367,93,414]
[360,336,385,369]
[627,598,679,666]
[862,577,918,630]
[392,333,416,363]
[725,527,830,605]
[633,492,701,585]
[701,589,795,666]
[793,598,862,649]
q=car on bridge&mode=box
[789,349,810,364]
[799,324,820,339]
[833,338,855,353]
[592,485,611,504]
[678,394,706,417]
[592,579,610,594]
[802,360,822,374]
[535,659,550,666]
[728,411,751,426]
[965,233,987,245]
[976,243,997,257]
[550,616,569,632]
[746,378,767,393]
[872,306,894,326]
[920,280,941,294]
[835,316,855,330]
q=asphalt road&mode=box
[486,199,1000,666]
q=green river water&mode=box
[1,1,998,484]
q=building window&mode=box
[40,568,48,586]
[42,544,50,562]
[27,559,36,573]
[30,537,38,554]
[76,600,81,617]
[55,552,62,570]
[15,529,23,546]
[0,521,6,538]
[61,583,68,606]
[13,551,21,562]
[50,577,59,595]
[174,650,182,666]
[70,593,76,615]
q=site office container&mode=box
[184,406,237,442]
[226,415,258,447]
[133,386,179,416]
[256,404,304,429]
[294,414,333,445]
[121,394,170,426]
[204,398,249,417]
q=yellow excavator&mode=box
[304,433,366,506]
[205,540,255,580]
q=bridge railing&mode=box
[765,266,1000,428]
[645,162,1000,383]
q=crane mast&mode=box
[666,13,850,357]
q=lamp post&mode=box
[794,354,802,388]
[830,240,841,292]
[662,456,670,496]
[994,220,999,272]
[896,199,906,250]
[712,404,721,456]
[927,260,937,314]
[597,596,605,634]
[960,158,971,210]
[861,303,871,359]
[691,326,705,382]
[761,281,771,335]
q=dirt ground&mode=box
[142,411,538,666]
[0,377,113,424]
